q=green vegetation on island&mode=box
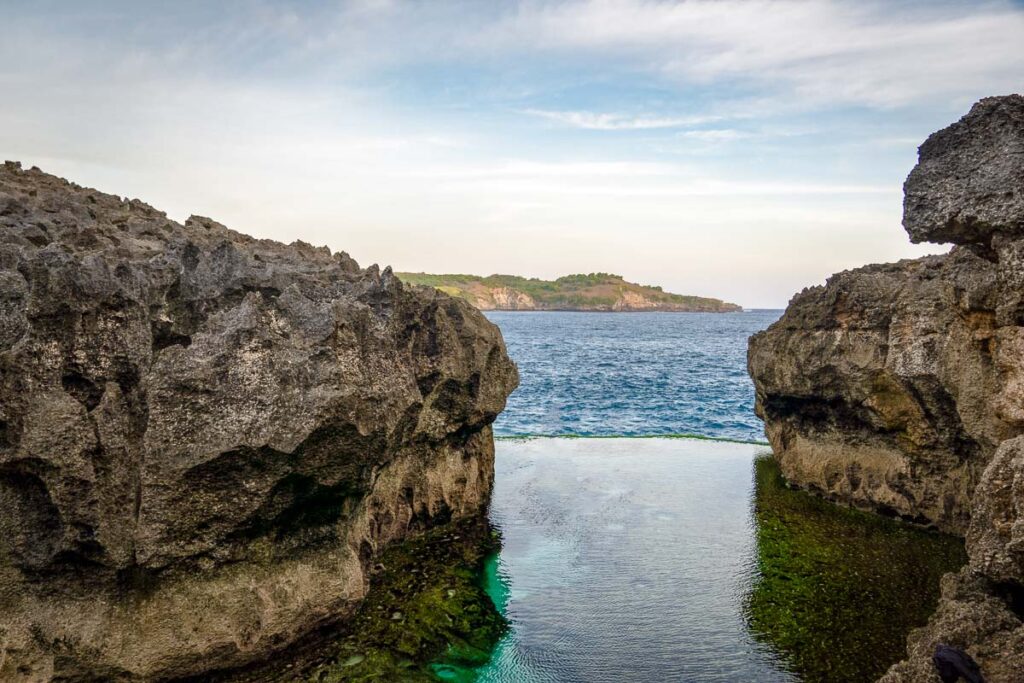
[396,272,742,312]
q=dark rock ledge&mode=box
[0,161,518,681]
[749,94,1024,680]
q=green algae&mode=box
[304,519,505,682]
[426,552,513,682]
[745,454,967,682]
[495,433,770,446]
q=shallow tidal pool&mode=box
[437,437,966,683]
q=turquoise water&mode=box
[454,311,962,683]
[486,311,781,442]
[476,438,790,682]
[477,312,787,681]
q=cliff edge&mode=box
[750,95,1024,680]
[0,162,518,681]
[397,272,742,312]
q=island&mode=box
[396,272,742,312]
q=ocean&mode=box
[487,311,782,442]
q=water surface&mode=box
[441,439,964,683]
[486,311,781,442]
[472,438,789,682]
[451,311,966,683]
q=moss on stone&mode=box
[304,517,506,682]
[745,454,967,682]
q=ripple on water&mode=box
[485,311,782,442]
[455,438,964,683]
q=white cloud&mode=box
[475,0,1024,109]
[0,0,1013,307]
[678,129,749,143]
[523,109,721,130]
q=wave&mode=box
[494,432,771,446]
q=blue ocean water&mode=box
[486,310,783,441]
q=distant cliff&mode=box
[396,272,742,312]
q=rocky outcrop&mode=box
[749,96,1024,535]
[903,95,1024,246]
[880,438,1024,682]
[750,94,1024,680]
[747,247,1004,533]
[0,162,517,681]
[487,286,537,310]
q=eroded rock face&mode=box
[903,95,1024,246]
[881,436,1024,682]
[749,96,1024,535]
[0,162,517,681]
[750,94,1024,680]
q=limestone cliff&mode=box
[0,162,518,681]
[749,95,1024,680]
[396,272,742,312]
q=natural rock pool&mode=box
[435,438,966,683]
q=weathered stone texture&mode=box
[750,96,1024,535]
[0,162,517,681]
[750,94,1024,680]
[903,94,1024,246]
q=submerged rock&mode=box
[750,94,1024,680]
[0,162,517,681]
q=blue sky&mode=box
[2,1,1022,307]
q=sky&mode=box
[1,1,1022,308]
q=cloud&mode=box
[475,0,1024,110]
[523,109,721,130]
[678,129,749,143]
[0,0,1010,307]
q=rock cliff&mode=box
[396,272,743,312]
[749,95,1024,680]
[0,162,518,681]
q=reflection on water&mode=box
[458,438,965,682]
[470,438,791,682]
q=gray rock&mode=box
[969,435,1024,584]
[749,95,1024,535]
[881,437,1024,681]
[879,568,1024,683]
[903,94,1024,246]
[748,245,1010,533]
[0,162,518,680]
[748,95,1024,680]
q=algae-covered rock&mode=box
[878,568,1024,683]
[746,455,966,683]
[0,162,517,681]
